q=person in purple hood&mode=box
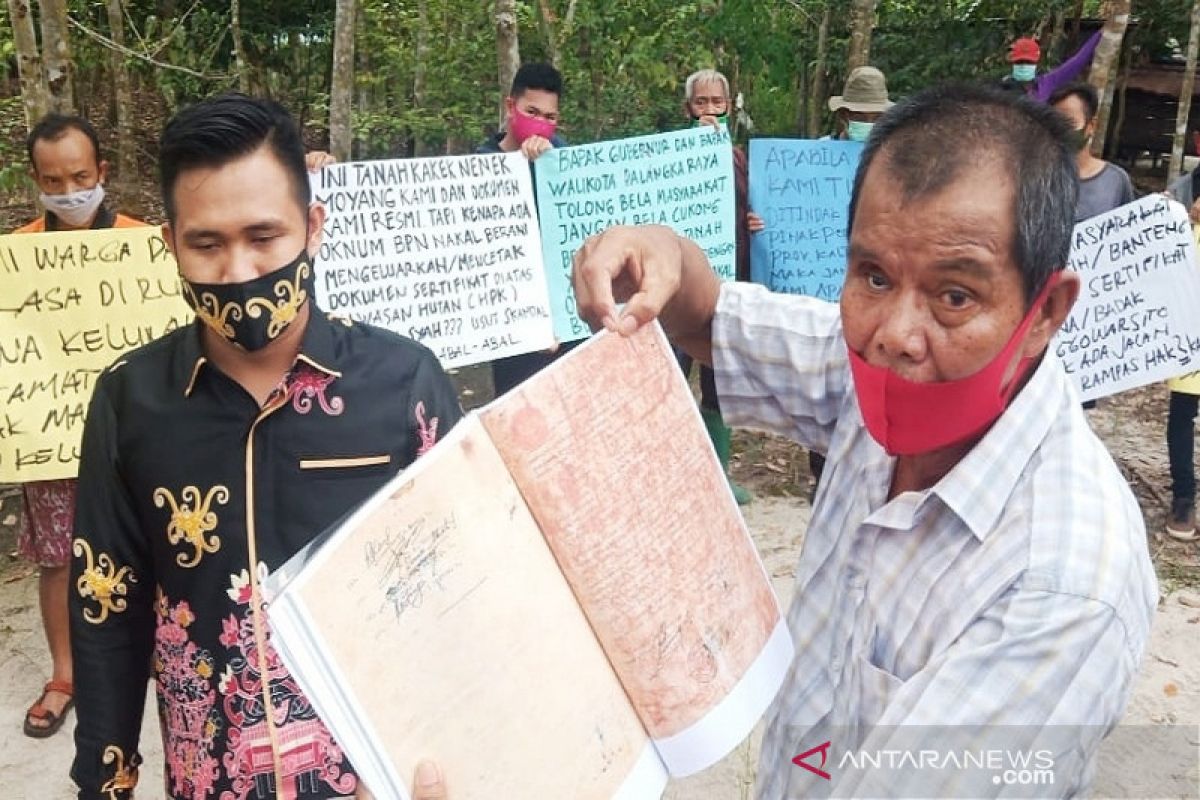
[1000,29,1103,103]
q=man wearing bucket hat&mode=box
[804,65,894,493]
[1001,29,1102,103]
[828,66,893,143]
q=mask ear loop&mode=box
[301,204,316,261]
[1000,270,1064,401]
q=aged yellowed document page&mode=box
[479,325,784,751]
[285,416,665,799]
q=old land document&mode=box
[479,324,792,774]
[266,324,793,799]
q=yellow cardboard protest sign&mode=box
[1168,371,1200,395]
[0,226,191,482]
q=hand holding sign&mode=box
[537,127,737,343]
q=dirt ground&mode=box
[0,372,1196,798]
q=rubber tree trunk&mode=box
[8,0,49,129]
[330,0,357,162]
[37,0,74,112]
[495,0,521,127]
[1087,0,1131,158]
[230,0,250,92]
[807,4,830,137]
[1169,0,1200,178]
[412,0,432,156]
[847,0,876,72]
[106,0,139,211]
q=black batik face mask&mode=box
[180,249,315,352]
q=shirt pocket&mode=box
[298,454,392,472]
[855,654,904,726]
[295,454,395,494]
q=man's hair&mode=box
[26,113,103,169]
[158,92,309,223]
[1047,81,1099,122]
[684,69,730,101]
[848,83,1077,303]
[510,63,563,98]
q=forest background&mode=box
[0,0,1195,224]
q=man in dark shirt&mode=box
[1049,82,1136,412]
[475,62,579,396]
[69,94,461,799]
[1049,82,1136,224]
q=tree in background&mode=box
[848,0,877,71]
[0,0,1196,201]
[1087,0,1131,157]
[806,5,831,137]
[1169,0,1200,177]
[38,0,73,111]
[7,0,50,127]
[330,0,355,162]
[104,0,137,209]
[495,0,521,127]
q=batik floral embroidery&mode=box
[73,538,136,624]
[153,485,229,568]
[415,401,440,456]
[100,745,140,799]
[285,364,345,416]
[181,281,241,340]
[244,261,310,340]
[154,590,220,799]
[219,565,356,799]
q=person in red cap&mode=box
[1001,29,1102,103]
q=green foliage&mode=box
[0,97,32,197]
[0,0,1194,162]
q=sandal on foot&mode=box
[23,679,74,739]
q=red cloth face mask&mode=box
[847,272,1061,456]
[508,107,557,143]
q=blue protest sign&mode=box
[749,139,862,300]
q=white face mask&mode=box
[39,183,106,228]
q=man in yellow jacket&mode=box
[15,112,145,738]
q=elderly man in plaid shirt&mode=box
[574,83,1157,798]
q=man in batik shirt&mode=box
[69,94,461,799]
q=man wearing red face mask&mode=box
[573,84,1156,798]
[476,62,579,395]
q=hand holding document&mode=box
[265,322,793,800]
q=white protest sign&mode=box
[312,153,555,368]
[1055,195,1200,402]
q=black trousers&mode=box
[676,350,720,413]
[1168,390,1198,502]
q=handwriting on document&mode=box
[363,512,457,622]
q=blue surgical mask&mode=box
[1012,64,1037,82]
[846,120,874,143]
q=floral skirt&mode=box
[17,479,76,568]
